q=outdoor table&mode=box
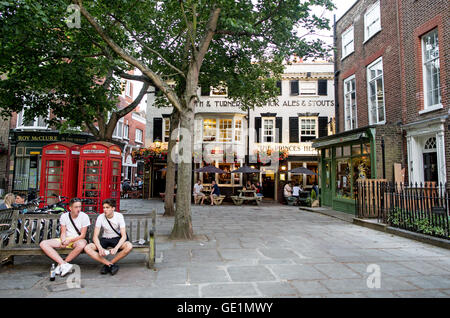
[231,189,262,205]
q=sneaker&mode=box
[60,263,74,277]
[100,264,111,275]
[54,264,61,276]
[109,264,119,275]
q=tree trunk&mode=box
[163,109,180,217]
[170,68,198,240]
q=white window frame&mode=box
[219,119,233,143]
[113,118,124,139]
[366,57,386,125]
[125,80,132,98]
[364,1,381,42]
[163,118,170,142]
[262,118,275,143]
[203,119,217,142]
[420,28,442,112]
[341,25,354,59]
[234,119,242,142]
[344,75,357,131]
[123,123,129,140]
[16,108,49,130]
[299,81,317,95]
[135,128,143,143]
[299,117,318,142]
[202,117,242,143]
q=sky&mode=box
[133,0,360,111]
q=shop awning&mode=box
[312,132,368,149]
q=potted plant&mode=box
[310,188,320,207]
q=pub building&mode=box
[145,60,335,201]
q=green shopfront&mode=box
[312,127,376,214]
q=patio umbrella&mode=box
[288,166,317,175]
[194,165,228,174]
[231,166,261,174]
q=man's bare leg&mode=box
[65,239,87,263]
[110,242,133,264]
[84,243,113,266]
[40,239,65,265]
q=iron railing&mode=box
[356,181,450,240]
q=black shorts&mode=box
[99,235,129,249]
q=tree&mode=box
[1,0,334,239]
[0,0,150,141]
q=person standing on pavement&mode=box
[84,199,132,275]
[39,198,90,277]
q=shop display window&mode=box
[336,158,352,199]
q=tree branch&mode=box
[197,7,221,69]
[108,13,186,79]
[74,0,183,112]
[116,82,150,118]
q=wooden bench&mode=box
[0,210,157,269]
[203,195,226,205]
[231,195,263,206]
[121,190,142,199]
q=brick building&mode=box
[398,0,449,186]
[313,0,448,214]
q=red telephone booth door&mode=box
[80,158,104,214]
[41,159,64,206]
[110,159,121,212]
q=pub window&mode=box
[290,80,299,96]
[218,163,232,185]
[235,119,242,142]
[276,81,282,96]
[163,118,170,142]
[299,117,317,142]
[299,81,317,95]
[203,119,217,142]
[263,118,275,143]
[318,79,328,96]
[219,119,233,142]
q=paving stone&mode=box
[290,280,330,295]
[218,249,263,260]
[258,248,301,259]
[227,266,277,282]
[256,282,298,297]
[200,283,259,297]
[313,263,362,279]
[393,290,448,298]
[399,275,450,290]
[267,265,328,281]
[188,267,230,284]
[155,267,188,284]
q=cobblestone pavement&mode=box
[1,199,449,298]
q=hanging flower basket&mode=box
[253,149,288,163]
[132,145,168,169]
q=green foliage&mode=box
[311,188,317,201]
[388,208,449,239]
[0,0,336,134]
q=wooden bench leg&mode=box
[147,230,155,270]
[1,255,13,266]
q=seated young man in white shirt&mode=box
[84,198,132,275]
[193,180,205,205]
[39,198,90,277]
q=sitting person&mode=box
[0,193,15,210]
[283,181,293,199]
[84,199,133,275]
[292,183,301,205]
[209,180,221,206]
[193,180,205,205]
[39,198,90,277]
[245,180,254,190]
[255,182,263,197]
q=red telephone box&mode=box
[39,142,80,207]
[78,142,122,213]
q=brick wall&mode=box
[398,0,449,184]
[374,123,403,181]
[336,0,403,132]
